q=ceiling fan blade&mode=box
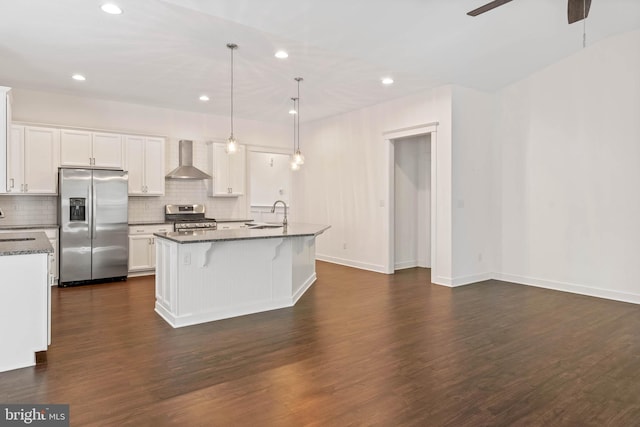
[467,0,514,17]
[568,0,592,24]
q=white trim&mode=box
[382,122,439,138]
[395,260,418,270]
[384,122,439,282]
[452,272,493,287]
[316,254,386,274]
[494,273,640,305]
[432,275,453,286]
[292,273,317,304]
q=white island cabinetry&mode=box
[0,231,52,373]
[154,223,329,328]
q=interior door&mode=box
[92,169,129,280]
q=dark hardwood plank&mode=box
[1,263,639,426]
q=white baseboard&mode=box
[292,273,317,304]
[127,270,155,278]
[395,260,417,270]
[316,254,386,274]
[452,272,493,287]
[494,272,640,305]
[432,275,453,286]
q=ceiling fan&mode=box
[467,0,591,24]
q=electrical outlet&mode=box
[478,253,483,262]
[343,243,347,250]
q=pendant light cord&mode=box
[295,77,303,151]
[582,0,587,48]
[230,46,234,138]
[227,43,237,140]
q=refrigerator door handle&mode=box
[91,183,97,240]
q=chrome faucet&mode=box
[271,200,288,228]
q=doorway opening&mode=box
[383,122,438,280]
[393,134,431,270]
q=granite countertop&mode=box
[0,224,59,230]
[0,231,54,256]
[155,223,330,244]
[129,221,174,226]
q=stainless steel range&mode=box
[165,204,217,231]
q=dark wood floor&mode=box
[1,262,639,426]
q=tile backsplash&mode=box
[0,195,58,225]
[0,180,247,226]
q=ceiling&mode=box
[1,0,639,123]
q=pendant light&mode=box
[290,97,300,171]
[226,43,238,154]
[293,77,305,165]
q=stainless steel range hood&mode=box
[165,140,211,180]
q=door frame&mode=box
[383,122,439,279]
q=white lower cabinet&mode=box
[0,228,58,286]
[128,224,171,275]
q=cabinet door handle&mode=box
[20,184,24,192]
[9,178,14,189]
[25,183,28,192]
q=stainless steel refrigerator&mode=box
[58,168,129,286]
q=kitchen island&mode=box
[0,231,53,372]
[153,223,330,328]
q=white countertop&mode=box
[154,223,330,244]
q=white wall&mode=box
[451,86,496,285]
[293,85,453,279]
[494,29,640,303]
[3,88,289,223]
[394,134,430,270]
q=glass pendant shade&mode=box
[293,149,305,165]
[290,159,300,171]
[226,136,237,153]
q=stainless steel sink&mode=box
[246,223,283,229]
[0,237,36,242]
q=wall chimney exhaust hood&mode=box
[165,140,211,180]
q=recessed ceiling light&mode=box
[199,95,210,102]
[101,3,123,14]
[288,109,297,115]
[275,50,289,59]
[72,74,86,81]
[381,77,394,85]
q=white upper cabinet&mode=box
[92,132,124,168]
[124,135,165,196]
[7,125,60,194]
[60,129,123,168]
[211,142,245,197]
[0,86,11,194]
